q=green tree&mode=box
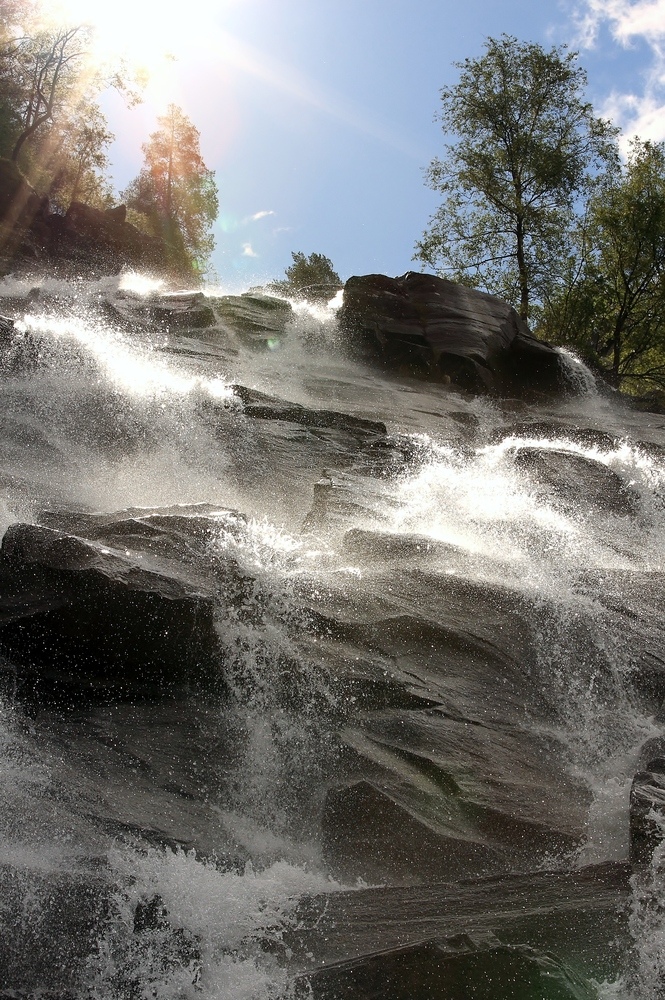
[0,0,33,155]
[541,140,665,390]
[7,25,87,164]
[123,104,218,276]
[414,35,618,322]
[28,98,114,210]
[269,251,342,301]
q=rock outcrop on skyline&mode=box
[0,158,175,278]
[339,271,566,396]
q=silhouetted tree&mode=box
[269,251,342,302]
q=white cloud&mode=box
[241,243,258,257]
[575,0,665,146]
[249,210,275,222]
[577,0,665,47]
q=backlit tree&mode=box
[124,104,219,275]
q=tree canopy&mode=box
[269,251,342,302]
[540,139,665,390]
[123,104,219,277]
[0,2,138,209]
[414,35,618,322]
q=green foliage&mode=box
[29,98,115,210]
[123,104,219,277]
[268,251,342,301]
[540,140,665,390]
[0,1,141,210]
[5,24,88,164]
[414,35,618,322]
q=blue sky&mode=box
[69,0,665,288]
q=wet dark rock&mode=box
[339,272,565,396]
[512,447,640,517]
[306,938,597,1000]
[231,384,386,436]
[145,291,216,329]
[295,561,588,885]
[209,292,293,348]
[638,736,665,771]
[105,289,217,332]
[322,779,501,883]
[0,314,41,376]
[0,864,106,994]
[328,712,585,883]
[493,420,621,452]
[0,506,246,700]
[630,764,665,869]
[285,863,631,981]
[302,470,393,534]
[343,527,462,562]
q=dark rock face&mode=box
[286,864,631,989]
[0,159,176,278]
[209,293,293,349]
[1,273,663,997]
[630,760,665,869]
[130,290,217,330]
[307,939,598,1000]
[0,506,245,700]
[512,447,641,517]
[0,865,106,995]
[322,779,501,883]
[231,384,386,436]
[339,271,565,396]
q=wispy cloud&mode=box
[249,210,275,222]
[574,0,665,145]
[241,243,258,257]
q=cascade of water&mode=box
[556,346,600,397]
[0,274,664,998]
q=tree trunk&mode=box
[515,218,529,322]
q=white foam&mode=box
[90,847,341,1000]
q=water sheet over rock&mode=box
[0,274,663,999]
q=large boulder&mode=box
[339,271,566,396]
[47,200,173,276]
[285,863,630,986]
[0,506,246,700]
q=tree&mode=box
[414,35,618,322]
[8,25,86,164]
[268,251,342,301]
[540,140,665,390]
[26,97,115,210]
[123,104,218,275]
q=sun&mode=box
[46,0,233,81]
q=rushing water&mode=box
[0,272,664,999]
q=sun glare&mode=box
[48,0,235,82]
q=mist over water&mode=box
[1,273,664,998]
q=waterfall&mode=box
[0,273,664,999]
